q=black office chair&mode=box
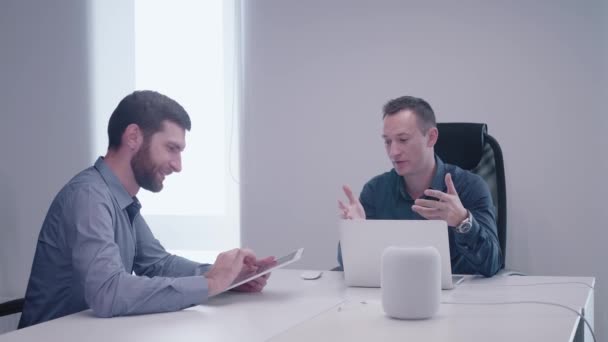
[0,298,24,318]
[434,123,507,270]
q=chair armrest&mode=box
[0,298,25,317]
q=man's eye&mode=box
[384,140,391,145]
[399,139,408,143]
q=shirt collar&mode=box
[94,157,136,210]
[431,155,447,192]
[395,154,447,200]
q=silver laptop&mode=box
[339,219,463,290]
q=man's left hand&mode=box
[412,173,468,227]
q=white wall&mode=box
[241,0,608,338]
[0,0,134,302]
[0,0,92,299]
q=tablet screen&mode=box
[225,248,304,291]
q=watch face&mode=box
[457,222,472,234]
[456,211,473,234]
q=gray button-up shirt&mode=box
[19,157,211,328]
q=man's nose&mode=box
[388,143,400,158]
[170,154,182,173]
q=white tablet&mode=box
[225,248,304,291]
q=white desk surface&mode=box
[0,270,594,342]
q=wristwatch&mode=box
[455,210,473,234]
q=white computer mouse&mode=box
[300,271,323,280]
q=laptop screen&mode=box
[339,220,455,290]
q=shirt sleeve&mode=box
[69,185,209,318]
[452,173,502,277]
[132,216,212,278]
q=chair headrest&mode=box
[435,123,488,170]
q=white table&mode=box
[0,270,594,342]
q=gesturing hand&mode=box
[411,173,468,227]
[338,185,366,220]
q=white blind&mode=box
[132,0,240,261]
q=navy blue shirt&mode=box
[338,156,502,277]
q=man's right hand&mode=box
[338,185,366,220]
[205,248,258,297]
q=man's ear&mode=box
[123,124,143,152]
[426,127,438,147]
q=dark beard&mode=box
[131,141,163,193]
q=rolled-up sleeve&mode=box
[69,186,209,318]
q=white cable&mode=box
[442,300,596,342]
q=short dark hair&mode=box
[107,90,191,149]
[382,95,436,133]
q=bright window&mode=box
[94,0,240,263]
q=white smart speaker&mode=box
[381,246,441,319]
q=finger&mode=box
[342,185,358,205]
[423,189,446,201]
[245,278,266,291]
[239,248,257,264]
[250,281,265,292]
[338,201,350,219]
[446,173,458,196]
[257,255,276,264]
[243,255,257,267]
[256,256,277,268]
[251,276,267,287]
[242,276,265,288]
[233,282,258,292]
[414,198,444,209]
[412,205,443,219]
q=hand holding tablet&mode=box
[226,248,304,291]
[205,248,305,297]
[228,255,277,293]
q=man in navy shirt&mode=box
[338,96,501,277]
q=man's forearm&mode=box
[85,272,208,318]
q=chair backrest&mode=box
[434,123,506,269]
